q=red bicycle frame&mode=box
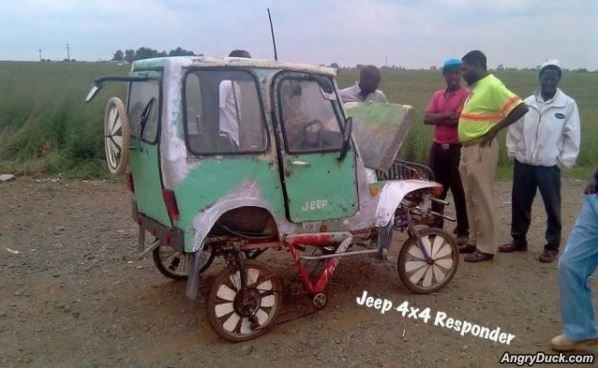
[285,232,353,294]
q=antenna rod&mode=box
[267,8,278,61]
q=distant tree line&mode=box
[112,47,200,63]
[329,62,595,73]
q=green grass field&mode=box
[0,61,128,178]
[0,61,596,178]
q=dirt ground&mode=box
[1,177,596,368]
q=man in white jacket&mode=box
[500,60,581,263]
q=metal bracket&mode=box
[137,238,160,259]
[430,211,457,222]
[137,226,146,252]
[431,198,450,206]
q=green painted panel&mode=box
[284,152,357,222]
[126,69,169,226]
[128,144,171,226]
[173,157,286,252]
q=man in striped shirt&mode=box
[457,50,529,263]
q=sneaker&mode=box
[550,334,598,352]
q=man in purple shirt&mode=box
[424,57,470,244]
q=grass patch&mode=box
[0,61,127,178]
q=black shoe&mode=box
[539,249,558,263]
[459,244,477,254]
[464,250,494,263]
[498,242,528,253]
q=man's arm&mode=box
[559,102,581,168]
[339,87,353,104]
[505,116,524,158]
[480,103,529,146]
[424,111,459,126]
[423,91,458,126]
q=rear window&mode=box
[127,80,160,143]
[184,70,267,155]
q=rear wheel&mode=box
[207,261,282,342]
[397,228,458,294]
[152,244,214,280]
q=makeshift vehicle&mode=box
[85,56,458,342]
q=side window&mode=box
[279,78,343,153]
[128,80,160,143]
[184,70,267,155]
[186,74,203,135]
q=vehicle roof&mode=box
[132,56,337,76]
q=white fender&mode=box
[375,179,441,227]
[189,181,282,252]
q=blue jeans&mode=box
[559,195,598,340]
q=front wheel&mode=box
[207,261,282,342]
[397,228,458,294]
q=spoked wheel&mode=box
[207,261,282,342]
[104,97,130,175]
[152,244,214,281]
[397,228,459,294]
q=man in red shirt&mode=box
[424,57,470,243]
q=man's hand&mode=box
[480,103,528,147]
[448,111,461,120]
[438,111,460,126]
[585,180,597,195]
[480,128,498,147]
[585,169,598,195]
[424,111,457,125]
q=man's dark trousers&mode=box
[429,142,468,237]
[511,159,562,251]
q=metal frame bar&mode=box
[299,248,377,260]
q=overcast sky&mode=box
[1,0,596,69]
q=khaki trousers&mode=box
[459,140,499,254]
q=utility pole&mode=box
[385,56,388,67]
[66,42,70,61]
[38,48,42,61]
